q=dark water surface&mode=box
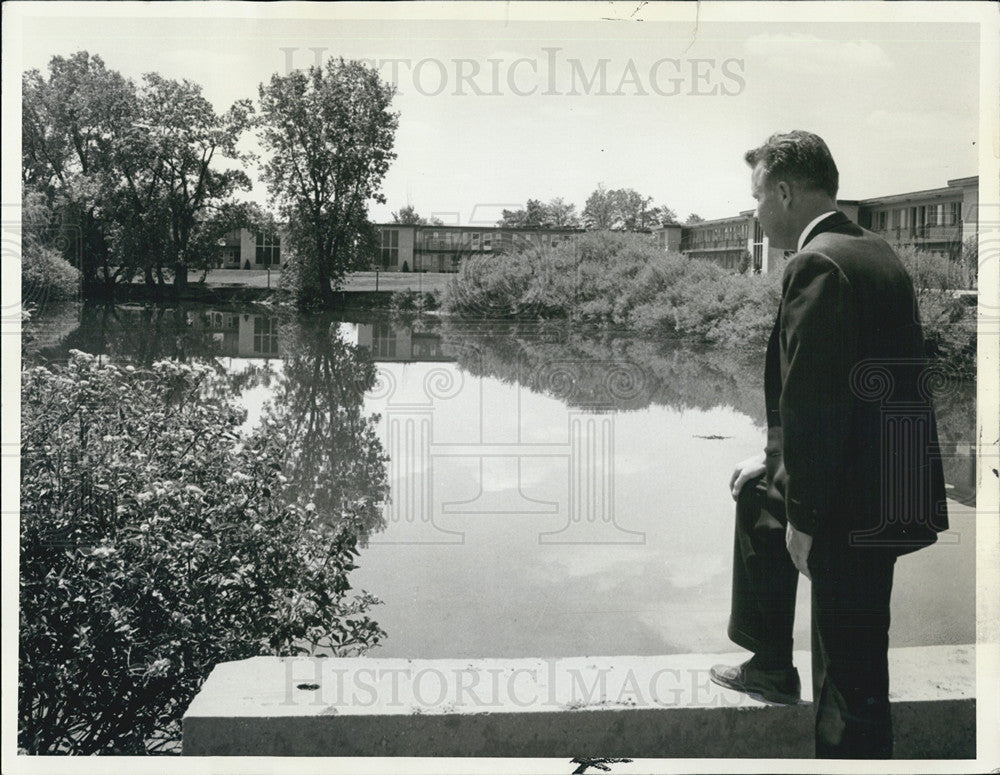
[22,302,977,658]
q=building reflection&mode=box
[189,310,280,358]
[356,322,451,362]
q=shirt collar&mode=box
[797,211,838,252]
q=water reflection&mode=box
[262,316,389,544]
[23,303,977,510]
[22,303,977,658]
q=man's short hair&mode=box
[744,131,839,198]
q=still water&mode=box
[23,302,977,659]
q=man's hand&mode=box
[785,523,813,578]
[730,452,766,500]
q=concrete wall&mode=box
[183,645,975,758]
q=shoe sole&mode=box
[709,673,809,706]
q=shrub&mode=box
[441,233,972,374]
[443,231,781,346]
[22,232,80,305]
[893,246,977,377]
[20,353,384,753]
[915,290,976,380]
[894,243,971,292]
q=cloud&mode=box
[744,33,892,75]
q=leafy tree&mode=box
[20,352,386,753]
[391,205,442,226]
[258,58,398,306]
[130,74,253,293]
[613,189,657,231]
[23,52,254,296]
[22,52,139,293]
[497,198,580,229]
[582,186,663,230]
[582,185,618,230]
[655,206,680,226]
[685,213,705,225]
[544,197,581,228]
[498,198,549,229]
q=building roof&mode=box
[855,175,976,207]
[375,222,585,234]
[858,186,962,207]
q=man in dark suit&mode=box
[710,131,948,758]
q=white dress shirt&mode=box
[797,211,838,252]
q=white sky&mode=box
[4,3,984,224]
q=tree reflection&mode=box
[262,315,389,544]
[439,320,768,424]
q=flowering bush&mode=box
[20,352,384,753]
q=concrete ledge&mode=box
[182,645,975,758]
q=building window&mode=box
[471,232,481,251]
[253,316,278,355]
[483,234,492,252]
[949,201,961,226]
[380,228,399,268]
[926,205,938,227]
[372,322,396,359]
[255,232,281,266]
[876,211,887,231]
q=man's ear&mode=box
[775,180,793,209]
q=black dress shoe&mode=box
[709,659,804,705]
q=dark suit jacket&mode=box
[762,211,948,556]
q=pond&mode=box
[22,302,977,659]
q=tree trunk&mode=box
[173,261,188,297]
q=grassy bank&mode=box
[442,231,976,376]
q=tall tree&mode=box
[133,74,253,293]
[258,58,398,306]
[22,52,139,292]
[685,213,705,225]
[582,185,618,230]
[23,52,253,296]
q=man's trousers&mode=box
[728,476,896,758]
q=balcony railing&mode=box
[871,224,962,241]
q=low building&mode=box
[219,175,977,276]
[856,176,977,259]
[667,176,977,273]
[376,223,584,273]
[218,228,285,270]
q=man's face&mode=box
[751,163,795,250]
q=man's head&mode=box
[745,131,840,250]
